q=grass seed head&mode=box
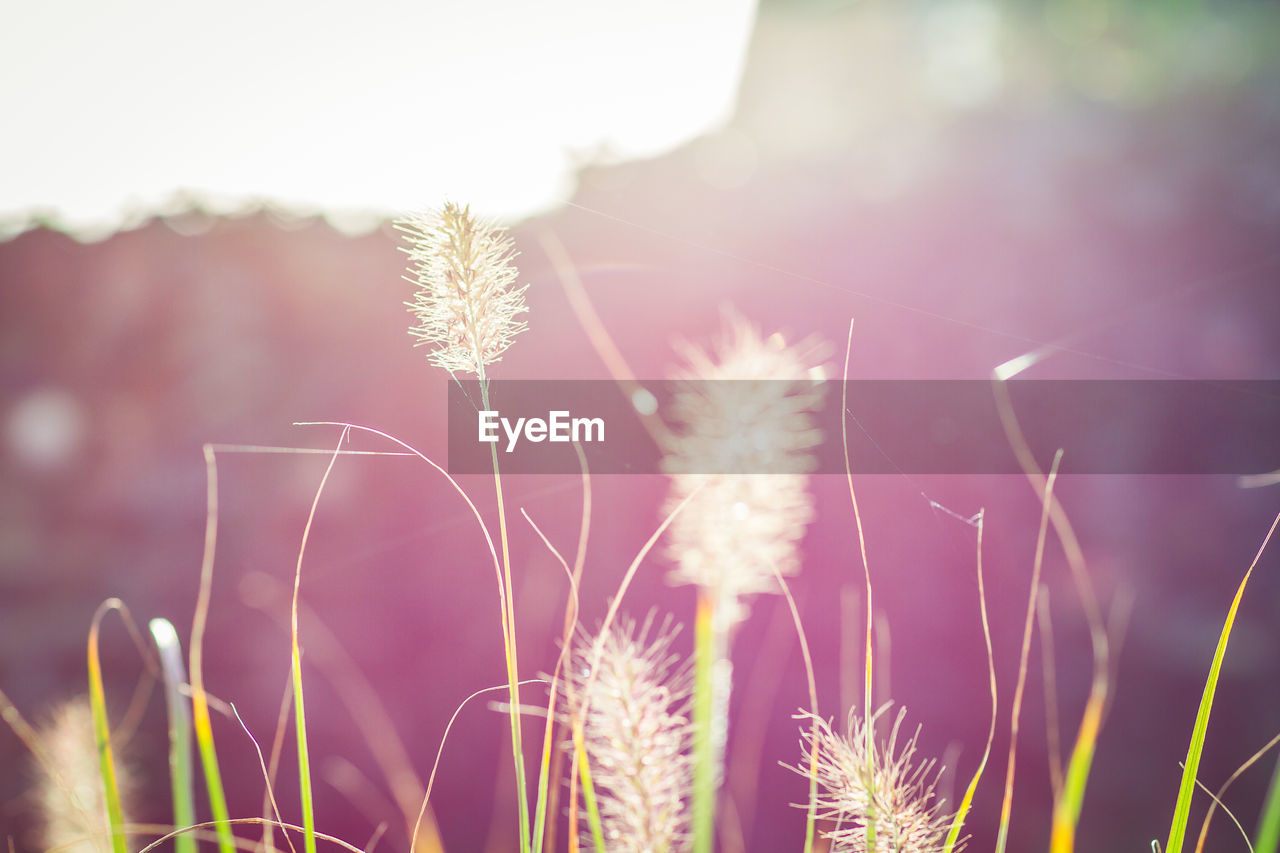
[565,615,693,853]
[796,705,956,853]
[662,313,826,624]
[397,201,528,377]
[31,697,133,853]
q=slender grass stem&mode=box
[542,446,592,853]
[992,357,1111,853]
[943,510,996,853]
[770,572,819,853]
[291,429,349,853]
[1039,586,1064,802]
[191,445,237,853]
[997,453,1062,853]
[840,319,878,850]
[480,380,532,853]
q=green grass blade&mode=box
[1256,752,1280,853]
[150,618,197,853]
[531,719,554,853]
[293,650,317,853]
[191,693,234,853]
[1166,513,1279,853]
[1166,627,1231,853]
[87,599,130,853]
[574,731,606,852]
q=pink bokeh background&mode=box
[3,4,1280,851]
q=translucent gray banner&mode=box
[446,380,1280,475]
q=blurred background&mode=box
[2,1,1280,851]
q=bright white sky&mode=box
[1,0,757,234]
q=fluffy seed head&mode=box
[662,314,826,624]
[397,201,528,376]
[565,616,692,853]
[795,705,956,853]
[31,697,133,853]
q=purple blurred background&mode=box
[3,3,1280,852]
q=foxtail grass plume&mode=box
[566,616,692,853]
[795,705,956,853]
[397,202,528,377]
[31,697,133,853]
[662,314,826,625]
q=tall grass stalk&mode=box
[768,569,820,853]
[480,379,533,853]
[1165,511,1280,853]
[191,444,236,853]
[87,599,130,853]
[996,452,1063,853]
[399,202,532,853]
[841,319,879,850]
[1038,586,1065,801]
[665,318,824,853]
[149,618,196,853]
[993,354,1110,853]
[540,444,592,853]
[943,509,996,853]
[290,427,351,853]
